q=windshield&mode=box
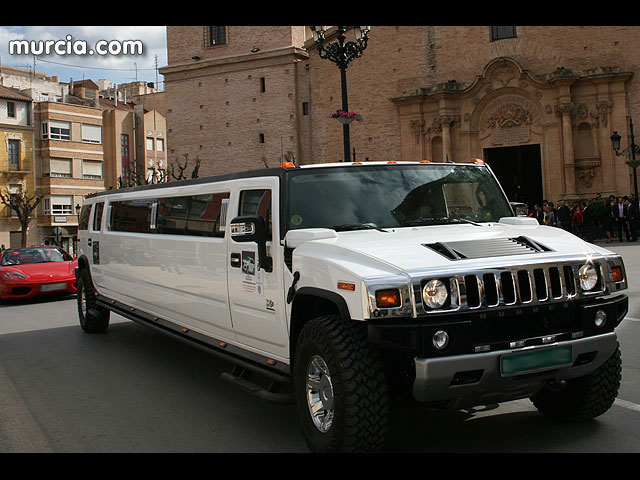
[1,247,73,266]
[287,164,513,231]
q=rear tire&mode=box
[77,268,110,333]
[531,345,622,421]
[293,315,389,453]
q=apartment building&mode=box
[34,81,104,254]
[0,85,36,248]
[101,89,167,189]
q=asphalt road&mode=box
[1,240,639,453]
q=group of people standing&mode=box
[523,194,639,243]
[599,195,639,243]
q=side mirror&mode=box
[510,202,527,217]
[230,215,272,272]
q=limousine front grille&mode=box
[413,261,603,315]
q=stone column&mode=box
[558,102,576,196]
[440,114,455,162]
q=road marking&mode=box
[614,398,640,414]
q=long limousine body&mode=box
[75,161,628,453]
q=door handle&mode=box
[230,252,241,268]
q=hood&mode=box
[292,222,608,278]
[2,260,76,280]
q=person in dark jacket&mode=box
[613,196,631,242]
[603,195,616,243]
[626,197,638,241]
[557,199,571,232]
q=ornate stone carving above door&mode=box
[480,95,540,145]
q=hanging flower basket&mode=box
[330,109,363,124]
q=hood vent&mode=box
[423,236,552,261]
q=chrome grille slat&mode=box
[415,259,609,315]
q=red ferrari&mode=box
[0,246,78,301]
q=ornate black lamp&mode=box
[309,26,370,162]
[611,117,640,203]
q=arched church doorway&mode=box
[484,144,543,206]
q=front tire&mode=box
[77,268,110,333]
[293,315,389,453]
[531,345,622,421]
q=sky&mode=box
[0,26,167,88]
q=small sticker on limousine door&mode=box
[241,251,263,295]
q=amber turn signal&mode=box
[337,282,356,291]
[612,266,623,282]
[376,289,401,308]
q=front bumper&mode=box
[0,278,77,300]
[412,332,618,406]
[367,294,627,406]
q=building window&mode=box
[8,139,20,169]
[82,160,103,179]
[260,77,266,93]
[7,101,15,118]
[121,134,130,183]
[156,138,164,152]
[491,26,517,41]
[44,195,73,215]
[82,123,102,144]
[302,102,310,115]
[259,133,265,143]
[47,120,71,140]
[208,26,226,46]
[49,158,72,178]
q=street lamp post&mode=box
[309,26,370,162]
[611,117,640,204]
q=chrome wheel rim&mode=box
[306,354,335,433]
[80,285,88,317]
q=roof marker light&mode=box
[470,158,485,164]
[420,160,430,163]
[387,161,397,164]
[280,162,295,168]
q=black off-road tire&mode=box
[293,315,389,453]
[77,268,110,333]
[531,345,622,421]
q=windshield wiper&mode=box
[332,223,389,233]
[402,217,482,227]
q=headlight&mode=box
[2,271,27,280]
[578,264,598,291]
[422,279,448,308]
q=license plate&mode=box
[500,346,572,377]
[40,282,67,292]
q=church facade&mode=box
[161,26,640,206]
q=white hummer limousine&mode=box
[75,160,628,453]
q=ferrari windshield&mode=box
[1,247,72,266]
[287,164,513,231]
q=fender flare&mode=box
[292,286,351,321]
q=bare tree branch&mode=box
[0,188,44,247]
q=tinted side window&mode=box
[239,189,272,239]
[93,203,104,231]
[78,204,92,230]
[157,193,229,237]
[110,199,154,233]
